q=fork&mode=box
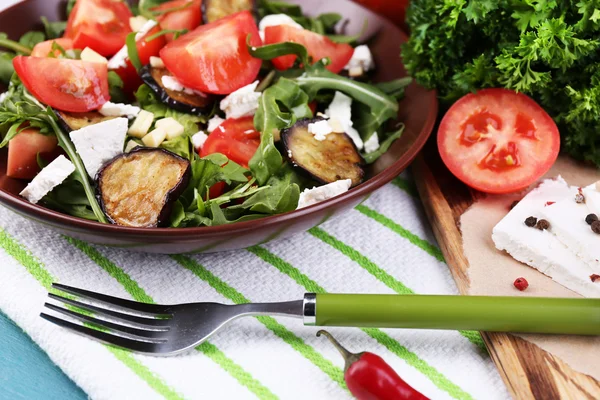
[41,283,600,355]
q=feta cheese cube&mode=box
[191,131,208,150]
[99,102,140,119]
[325,91,363,149]
[128,110,154,138]
[81,47,108,64]
[220,81,261,119]
[493,177,600,297]
[343,45,374,74]
[155,117,185,140]
[129,16,149,32]
[124,140,141,152]
[19,155,75,204]
[540,184,600,274]
[258,14,304,40]
[363,134,380,154]
[149,56,165,69]
[142,127,167,147]
[308,120,333,141]
[70,117,128,178]
[297,179,352,209]
[207,115,225,133]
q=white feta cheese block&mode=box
[149,56,165,69]
[20,155,75,204]
[207,115,225,133]
[70,117,128,178]
[99,102,140,119]
[583,183,600,215]
[343,45,374,76]
[81,47,108,64]
[297,179,352,209]
[492,177,600,297]
[308,120,333,141]
[191,131,208,150]
[128,110,154,138]
[161,75,203,95]
[363,134,380,154]
[325,91,364,150]
[258,14,303,40]
[540,184,600,275]
[108,20,157,69]
[220,81,261,119]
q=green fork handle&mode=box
[312,294,600,335]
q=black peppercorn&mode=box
[592,220,600,235]
[536,219,550,230]
[586,213,598,226]
[524,216,537,227]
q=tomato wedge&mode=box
[264,25,354,73]
[153,0,202,42]
[13,56,110,113]
[7,128,61,180]
[200,116,260,168]
[438,88,560,194]
[160,11,262,95]
[31,38,74,58]
[114,25,167,96]
[65,0,132,56]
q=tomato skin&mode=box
[13,56,110,113]
[7,128,60,180]
[438,88,560,194]
[153,0,202,42]
[200,116,260,168]
[65,0,132,57]
[160,11,262,95]
[114,26,167,96]
[264,25,354,73]
[31,39,74,57]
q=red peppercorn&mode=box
[317,330,429,400]
[514,277,529,291]
[591,274,600,283]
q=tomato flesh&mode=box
[13,56,110,113]
[65,0,132,56]
[200,116,260,168]
[264,25,354,73]
[160,11,262,94]
[31,38,74,58]
[153,0,202,42]
[7,128,60,180]
[114,26,167,96]
[438,88,560,194]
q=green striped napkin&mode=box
[0,169,509,399]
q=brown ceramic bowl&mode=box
[0,0,437,253]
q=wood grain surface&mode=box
[412,139,600,400]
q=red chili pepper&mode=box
[317,330,429,400]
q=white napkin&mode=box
[0,169,509,400]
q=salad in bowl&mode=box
[0,0,409,229]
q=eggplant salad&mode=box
[0,0,409,228]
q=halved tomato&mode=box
[200,116,260,168]
[31,38,74,58]
[438,88,560,194]
[13,56,110,113]
[65,0,132,56]
[7,128,61,180]
[113,25,167,96]
[264,25,354,73]
[153,0,202,42]
[160,10,262,95]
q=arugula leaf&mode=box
[125,32,143,71]
[107,71,128,104]
[161,134,193,160]
[0,33,33,55]
[41,17,67,39]
[41,174,99,221]
[135,84,208,126]
[18,31,45,49]
[250,77,312,185]
[0,52,15,84]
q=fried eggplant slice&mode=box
[139,65,216,115]
[55,110,115,132]
[202,0,256,24]
[282,118,364,187]
[97,148,191,227]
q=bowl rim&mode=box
[0,1,438,238]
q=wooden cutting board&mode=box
[411,139,600,400]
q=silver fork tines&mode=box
[41,283,306,355]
